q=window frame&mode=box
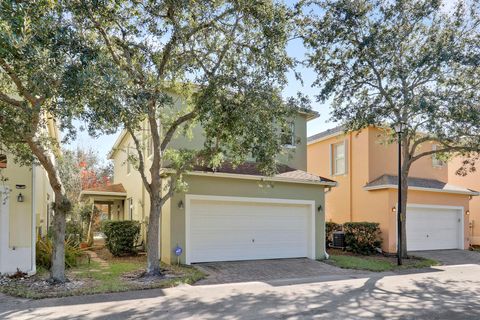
[331,141,347,176]
[432,144,445,167]
[281,122,296,148]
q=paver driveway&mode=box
[412,249,480,266]
[194,258,366,285]
[2,263,480,319]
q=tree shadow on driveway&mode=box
[2,266,480,320]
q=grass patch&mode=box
[326,252,438,272]
[0,250,206,299]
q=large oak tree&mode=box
[70,0,303,275]
[302,0,480,257]
[0,0,86,282]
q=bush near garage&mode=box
[343,222,382,255]
[102,221,140,256]
[325,221,342,247]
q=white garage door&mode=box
[186,196,314,264]
[406,206,463,251]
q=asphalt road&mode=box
[1,263,479,319]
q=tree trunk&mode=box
[50,193,69,283]
[146,197,162,276]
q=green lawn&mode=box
[327,254,438,272]
[1,255,205,299]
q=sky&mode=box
[65,0,461,162]
[65,35,336,162]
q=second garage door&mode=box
[406,206,463,251]
[186,196,315,264]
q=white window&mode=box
[432,145,445,167]
[281,122,296,147]
[127,144,131,174]
[128,198,134,220]
[332,141,347,175]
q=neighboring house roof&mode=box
[364,174,479,196]
[307,125,346,145]
[174,162,337,186]
[79,183,128,201]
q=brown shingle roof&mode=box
[82,183,126,193]
[188,162,335,184]
[365,174,479,195]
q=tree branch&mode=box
[160,111,197,151]
[126,126,152,194]
[0,58,36,105]
[0,91,24,108]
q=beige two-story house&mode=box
[307,126,478,254]
[81,109,336,265]
[0,118,57,275]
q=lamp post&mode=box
[394,123,404,266]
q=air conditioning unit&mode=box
[331,231,345,249]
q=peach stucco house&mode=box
[448,157,480,246]
[307,126,478,253]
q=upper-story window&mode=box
[281,122,296,147]
[127,144,131,174]
[432,145,445,167]
[0,154,6,168]
[332,141,347,175]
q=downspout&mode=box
[30,164,37,275]
[349,132,353,222]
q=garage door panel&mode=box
[407,206,462,251]
[188,198,312,263]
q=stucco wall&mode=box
[307,127,470,253]
[448,157,480,245]
[163,175,326,264]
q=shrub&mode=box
[325,221,342,247]
[102,220,140,256]
[66,220,83,244]
[343,222,382,255]
[36,236,84,269]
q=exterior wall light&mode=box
[178,200,184,209]
[17,193,24,202]
[392,207,396,213]
[466,210,470,215]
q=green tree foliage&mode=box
[68,0,304,275]
[302,0,480,257]
[0,1,87,282]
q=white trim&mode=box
[108,129,128,159]
[308,131,346,145]
[404,203,465,251]
[163,169,337,187]
[79,191,128,197]
[30,164,37,275]
[364,184,479,196]
[185,194,316,265]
